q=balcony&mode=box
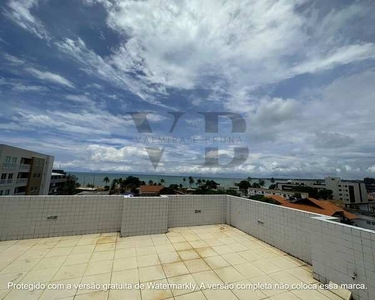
[0,195,373,300]
[19,163,31,171]
[1,162,16,170]
[0,179,12,185]
[15,178,28,186]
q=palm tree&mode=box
[179,183,183,189]
[148,180,154,185]
[183,177,186,187]
[160,178,165,185]
[103,176,110,185]
[271,177,275,183]
[258,179,265,187]
[197,179,202,186]
[188,176,195,187]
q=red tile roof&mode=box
[268,195,357,220]
[139,185,165,194]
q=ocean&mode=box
[68,172,280,188]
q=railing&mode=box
[1,163,16,170]
[0,179,13,185]
[16,178,28,186]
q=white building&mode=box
[248,188,309,199]
[325,177,368,205]
[0,144,54,196]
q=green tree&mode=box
[188,176,195,187]
[318,189,333,200]
[148,180,154,185]
[103,176,110,185]
[258,179,265,187]
[269,184,276,190]
[60,175,80,195]
[160,178,165,185]
[271,177,275,183]
[237,180,251,193]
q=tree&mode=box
[148,180,154,185]
[103,176,110,185]
[179,183,183,189]
[271,177,275,183]
[60,175,80,195]
[258,179,265,187]
[160,178,165,185]
[188,176,195,187]
[252,182,261,188]
[269,184,276,190]
[183,177,186,187]
[237,180,251,193]
[247,177,252,183]
[318,189,333,200]
[197,179,202,186]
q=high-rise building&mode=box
[325,176,368,204]
[0,144,54,196]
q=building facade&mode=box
[325,176,368,205]
[49,170,67,195]
[248,187,309,199]
[0,144,54,196]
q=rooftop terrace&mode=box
[0,194,374,300]
[1,224,341,300]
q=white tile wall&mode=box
[0,195,123,240]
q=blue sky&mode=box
[1,0,375,179]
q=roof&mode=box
[139,185,165,193]
[268,195,357,220]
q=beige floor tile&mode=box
[269,291,301,300]
[167,274,197,296]
[291,289,331,300]
[114,248,136,259]
[155,244,175,253]
[191,270,223,287]
[44,247,73,258]
[204,256,230,269]
[139,265,166,282]
[39,277,81,300]
[268,257,299,270]
[184,259,211,274]
[136,246,156,256]
[137,254,160,267]
[141,278,173,300]
[218,238,237,245]
[71,245,95,255]
[108,288,141,300]
[17,248,49,260]
[269,270,304,286]
[173,242,192,251]
[90,251,114,262]
[203,288,238,300]
[0,272,27,289]
[174,291,206,300]
[95,243,116,252]
[135,239,153,247]
[2,258,40,273]
[169,236,186,243]
[231,279,267,300]
[64,253,92,266]
[75,290,109,300]
[178,250,200,261]
[205,239,225,247]
[4,286,44,300]
[97,236,117,244]
[214,266,245,283]
[183,235,200,242]
[85,260,113,276]
[77,237,99,246]
[53,263,87,281]
[111,268,139,284]
[252,259,282,274]
[227,243,249,252]
[222,253,247,266]
[250,274,286,297]
[34,256,66,270]
[158,251,181,264]
[212,245,234,255]
[55,240,78,248]
[195,247,218,258]
[77,272,111,295]
[116,241,135,250]
[234,262,265,279]
[113,257,137,272]
[238,250,263,262]
[163,262,189,277]
[189,241,208,249]
[20,267,58,283]
[286,267,317,284]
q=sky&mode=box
[1,0,375,179]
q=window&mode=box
[372,222,375,225]
[34,186,39,191]
[12,157,17,164]
[37,174,41,178]
[0,190,3,195]
[366,221,371,225]
[5,156,11,163]
[1,173,6,180]
[5,189,10,195]
[30,187,34,192]
[8,173,13,179]
[33,174,37,178]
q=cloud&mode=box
[4,0,49,39]
[26,67,74,88]
[313,132,354,149]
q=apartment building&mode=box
[325,176,368,204]
[49,169,67,195]
[248,187,309,199]
[0,144,54,196]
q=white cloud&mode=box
[26,67,74,88]
[4,0,49,39]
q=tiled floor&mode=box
[0,225,343,300]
